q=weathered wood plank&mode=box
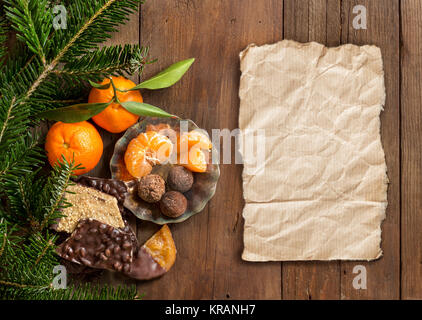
[401,0,422,300]
[138,0,283,300]
[282,0,342,300]
[340,0,400,300]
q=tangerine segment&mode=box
[124,131,173,178]
[143,225,176,271]
[89,77,143,133]
[177,130,212,153]
[45,121,103,175]
[179,147,208,173]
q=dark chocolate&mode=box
[167,166,194,193]
[57,219,134,272]
[160,191,188,218]
[123,247,166,280]
[137,174,166,203]
[122,219,138,251]
[77,176,128,212]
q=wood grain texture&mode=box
[282,0,342,300]
[137,0,283,300]
[401,0,422,300]
[339,0,401,300]
[59,0,416,300]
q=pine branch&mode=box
[4,0,51,64]
[0,12,8,63]
[59,44,150,78]
[0,0,149,300]
[0,0,147,134]
[21,0,143,103]
[36,157,81,231]
[56,0,143,61]
[0,132,44,192]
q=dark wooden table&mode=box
[93,0,421,300]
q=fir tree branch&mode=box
[0,132,44,190]
[21,0,142,104]
[17,179,36,229]
[4,0,51,64]
[37,158,80,231]
[0,280,47,289]
[0,13,8,62]
[0,231,6,259]
[58,44,149,78]
[0,96,15,145]
[34,238,54,266]
[0,0,149,300]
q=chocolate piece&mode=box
[160,191,188,218]
[137,174,165,203]
[124,247,166,280]
[55,184,125,233]
[78,176,128,208]
[167,166,194,193]
[122,219,138,250]
[57,219,134,272]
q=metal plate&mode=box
[110,117,220,224]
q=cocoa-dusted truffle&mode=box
[160,191,188,218]
[137,174,165,203]
[167,166,194,193]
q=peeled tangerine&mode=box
[177,130,212,173]
[178,146,208,173]
[176,130,212,153]
[124,131,173,178]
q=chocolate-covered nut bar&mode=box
[122,219,138,250]
[55,184,125,233]
[126,247,166,280]
[77,176,128,207]
[124,225,176,280]
[57,219,134,272]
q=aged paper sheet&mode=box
[239,40,388,261]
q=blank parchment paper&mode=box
[239,40,388,261]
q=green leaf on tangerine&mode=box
[37,103,110,123]
[89,80,111,90]
[120,101,174,118]
[128,58,195,90]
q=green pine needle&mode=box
[0,0,148,300]
[0,13,8,62]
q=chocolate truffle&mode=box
[137,174,165,203]
[167,166,194,193]
[160,191,188,218]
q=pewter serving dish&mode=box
[110,117,220,224]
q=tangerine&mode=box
[179,147,208,173]
[177,130,212,154]
[124,131,173,178]
[45,121,103,175]
[88,76,143,133]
